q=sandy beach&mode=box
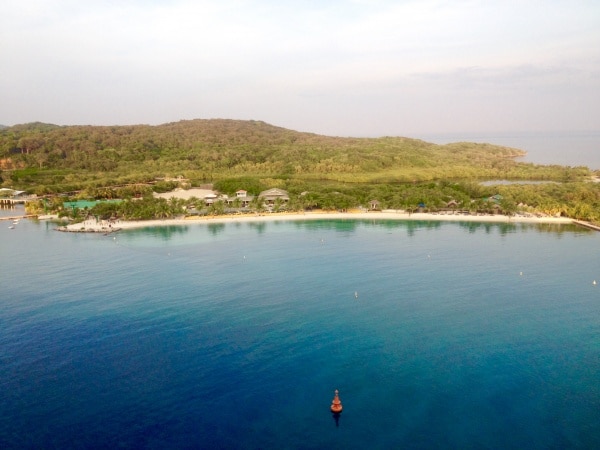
[60,210,575,233]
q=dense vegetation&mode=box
[1,119,599,223]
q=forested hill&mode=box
[0,119,588,193]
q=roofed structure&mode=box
[258,188,289,205]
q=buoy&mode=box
[594,280,597,286]
[330,389,343,413]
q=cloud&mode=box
[1,0,599,134]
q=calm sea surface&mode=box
[1,206,599,449]
[418,131,600,170]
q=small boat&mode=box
[8,225,15,229]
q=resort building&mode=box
[258,188,289,206]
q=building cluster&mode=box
[154,186,291,210]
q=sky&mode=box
[2,0,600,137]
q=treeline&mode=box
[0,119,590,195]
[4,119,599,223]
[24,178,600,224]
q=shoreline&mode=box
[58,210,576,233]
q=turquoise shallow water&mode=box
[1,211,599,449]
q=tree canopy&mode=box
[3,119,598,224]
[2,119,589,195]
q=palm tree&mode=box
[273,197,284,212]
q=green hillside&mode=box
[0,119,588,194]
[2,119,598,223]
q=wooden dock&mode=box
[0,198,27,206]
[0,215,37,221]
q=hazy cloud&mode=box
[2,0,599,135]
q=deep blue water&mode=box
[1,211,600,449]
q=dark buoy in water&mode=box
[330,389,343,413]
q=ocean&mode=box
[417,130,600,170]
[1,207,599,449]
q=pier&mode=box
[0,214,37,221]
[0,198,27,206]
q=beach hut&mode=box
[258,188,290,205]
[368,200,380,211]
